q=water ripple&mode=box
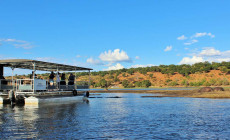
[1,93,230,139]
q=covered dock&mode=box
[0,59,93,95]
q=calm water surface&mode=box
[1,93,230,139]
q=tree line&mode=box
[18,61,230,88]
[77,61,230,77]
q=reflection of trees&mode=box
[0,102,85,139]
[0,105,38,139]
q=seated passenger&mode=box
[68,73,75,85]
[49,71,55,86]
[0,75,4,79]
[60,73,66,85]
[30,71,37,79]
[0,75,7,85]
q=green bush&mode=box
[209,79,216,86]
[99,79,107,88]
[122,80,129,88]
[128,83,135,88]
[142,80,151,88]
[168,81,178,86]
[108,75,114,79]
[181,79,189,86]
[222,78,230,85]
[165,79,172,83]
[135,81,142,87]
[114,76,120,82]
[203,81,211,86]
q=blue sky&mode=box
[0,0,230,74]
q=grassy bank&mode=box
[90,88,230,99]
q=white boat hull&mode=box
[24,96,87,105]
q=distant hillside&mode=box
[9,61,230,88]
[87,69,230,88]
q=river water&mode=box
[1,93,230,139]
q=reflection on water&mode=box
[1,93,230,139]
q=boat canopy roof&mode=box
[0,59,93,71]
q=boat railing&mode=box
[76,81,89,89]
[8,79,89,94]
[0,79,15,91]
[16,79,48,94]
[58,80,89,90]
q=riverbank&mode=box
[90,89,230,99]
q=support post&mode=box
[75,68,77,90]
[0,65,3,79]
[88,70,91,91]
[11,67,14,82]
[56,66,59,90]
[11,67,15,90]
[33,63,36,94]
[0,65,3,90]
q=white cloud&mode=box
[184,39,198,46]
[14,43,33,49]
[0,38,34,49]
[1,39,26,43]
[105,63,124,71]
[179,47,230,64]
[192,32,215,38]
[208,58,230,62]
[86,57,103,65]
[76,55,81,58]
[204,49,230,62]
[131,64,155,68]
[164,45,172,52]
[135,56,140,59]
[193,32,207,38]
[99,49,131,63]
[221,50,230,57]
[207,33,215,38]
[177,35,187,40]
[199,47,221,56]
[179,56,204,65]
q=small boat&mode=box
[0,59,92,105]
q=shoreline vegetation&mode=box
[90,88,230,99]
[10,61,230,89]
[7,61,230,98]
[81,61,230,88]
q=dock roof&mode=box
[0,59,93,71]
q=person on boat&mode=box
[0,75,7,85]
[49,71,55,86]
[60,73,66,85]
[0,75,4,79]
[68,73,75,85]
[56,72,60,88]
[30,71,37,79]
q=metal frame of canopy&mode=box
[0,59,92,71]
[0,59,92,95]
